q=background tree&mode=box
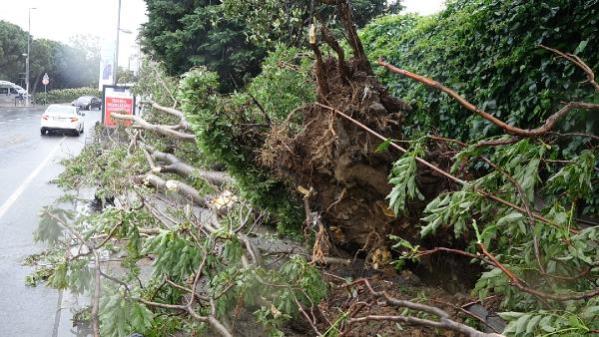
[0,20,27,84]
[140,0,402,91]
[0,20,99,90]
[140,0,264,92]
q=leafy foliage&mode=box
[178,49,314,233]
[499,306,599,336]
[221,0,402,48]
[29,56,330,337]
[387,143,425,216]
[140,0,402,91]
[372,5,599,335]
[140,0,266,92]
[389,137,599,336]
[41,87,100,104]
[100,290,154,337]
[247,45,315,121]
[361,0,599,140]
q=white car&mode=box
[40,104,85,136]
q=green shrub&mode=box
[179,67,303,235]
[177,45,318,235]
[247,44,315,121]
[38,87,100,105]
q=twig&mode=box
[247,92,271,126]
[416,243,599,301]
[540,45,599,92]
[476,243,599,301]
[342,279,505,337]
[479,157,545,273]
[45,211,102,336]
[294,297,324,336]
[150,62,178,107]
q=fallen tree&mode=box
[26,1,599,336]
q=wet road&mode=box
[0,105,99,336]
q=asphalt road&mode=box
[0,105,99,337]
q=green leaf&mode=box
[526,314,542,334]
[539,315,556,333]
[515,314,532,335]
[375,139,392,153]
[575,40,589,54]
[499,311,525,327]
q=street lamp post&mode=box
[114,0,122,85]
[113,0,133,86]
[26,7,36,106]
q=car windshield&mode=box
[45,105,76,116]
[77,97,92,104]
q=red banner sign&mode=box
[104,96,134,127]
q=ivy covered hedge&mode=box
[361,0,599,140]
[361,2,599,335]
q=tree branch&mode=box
[149,149,233,186]
[540,45,599,92]
[345,279,505,337]
[111,113,196,141]
[377,60,599,137]
[134,173,209,208]
[143,100,191,130]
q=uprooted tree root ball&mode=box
[260,22,449,259]
[262,59,403,250]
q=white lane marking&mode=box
[0,137,65,220]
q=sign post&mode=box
[42,73,49,105]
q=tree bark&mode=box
[111,113,196,141]
[150,150,233,186]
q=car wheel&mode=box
[40,128,46,136]
[73,129,80,137]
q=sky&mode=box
[403,0,446,15]
[0,0,446,65]
[0,0,147,65]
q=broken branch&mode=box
[134,173,209,208]
[377,59,599,137]
[345,279,505,337]
[111,113,196,141]
[150,149,233,186]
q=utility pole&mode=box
[26,7,36,106]
[114,0,122,85]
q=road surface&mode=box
[0,105,99,336]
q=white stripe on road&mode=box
[0,138,65,220]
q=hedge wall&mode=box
[38,87,100,105]
[361,0,599,141]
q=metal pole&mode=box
[114,0,122,85]
[26,8,31,106]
